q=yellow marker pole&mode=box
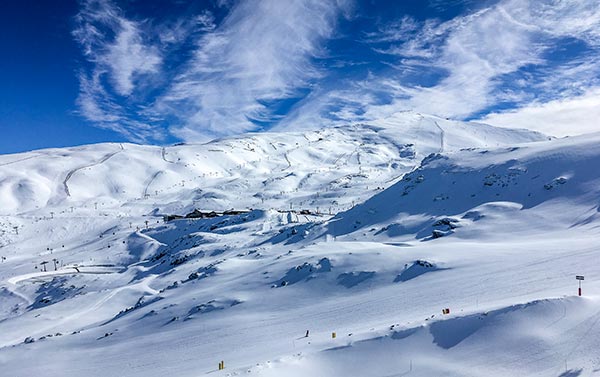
[332,332,336,339]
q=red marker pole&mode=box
[576,275,584,296]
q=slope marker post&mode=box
[576,275,584,296]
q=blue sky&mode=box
[2,0,600,154]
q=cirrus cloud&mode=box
[72,0,600,142]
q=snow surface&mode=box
[1,112,598,376]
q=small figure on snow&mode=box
[305,330,309,337]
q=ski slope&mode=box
[1,112,598,377]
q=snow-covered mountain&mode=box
[1,112,598,377]
[0,112,545,216]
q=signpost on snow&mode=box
[576,275,584,296]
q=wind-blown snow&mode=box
[1,112,598,377]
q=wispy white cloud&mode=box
[411,0,600,119]
[157,11,216,45]
[74,0,351,142]
[404,5,543,117]
[73,0,600,141]
[278,0,600,136]
[76,70,164,142]
[514,1,600,44]
[481,88,600,137]
[73,0,166,140]
[346,2,544,118]
[152,0,352,141]
[74,0,162,97]
[104,20,161,96]
[366,15,462,59]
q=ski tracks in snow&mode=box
[2,281,33,306]
[434,121,445,153]
[161,147,177,164]
[0,154,39,167]
[143,171,164,198]
[62,144,124,197]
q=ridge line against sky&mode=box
[1,0,600,153]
